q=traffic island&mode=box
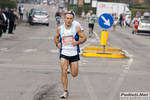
[84,13,125,58]
[82,46,125,58]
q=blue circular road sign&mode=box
[98,13,114,29]
[136,11,141,16]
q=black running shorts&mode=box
[88,24,94,29]
[60,54,80,63]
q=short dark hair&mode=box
[65,11,74,17]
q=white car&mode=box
[138,12,150,32]
[30,10,50,26]
[138,18,150,32]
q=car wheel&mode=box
[46,24,49,26]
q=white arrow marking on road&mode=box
[101,16,110,26]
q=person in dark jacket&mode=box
[119,14,123,27]
[3,7,9,33]
[8,8,16,34]
[0,9,6,37]
[19,6,21,14]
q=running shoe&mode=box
[61,91,69,98]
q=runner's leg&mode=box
[89,24,91,37]
[124,21,126,27]
[70,61,79,77]
[91,24,94,34]
[135,28,138,36]
[134,27,136,36]
[61,58,69,91]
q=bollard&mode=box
[101,30,109,53]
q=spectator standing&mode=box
[119,13,122,27]
[3,7,9,33]
[122,13,126,27]
[14,8,19,30]
[8,8,16,34]
[19,6,21,14]
[81,10,85,21]
[20,5,25,22]
[0,9,6,37]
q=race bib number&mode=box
[135,22,139,25]
[90,18,94,22]
[62,32,74,45]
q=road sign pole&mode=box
[103,45,105,53]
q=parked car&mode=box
[138,18,150,32]
[29,9,50,26]
[138,12,150,32]
[125,14,131,27]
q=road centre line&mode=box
[82,75,99,100]
[106,77,124,100]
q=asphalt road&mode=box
[0,4,150,100]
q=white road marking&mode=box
[49,50,59,53]
[106,77,124,100]
[82,75,99,100]
[0,48,9,51]
[22,49,37,53]
[28,37,54,40]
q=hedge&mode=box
[0,1,17,10]
[131,9,150,19]
[134,6,148,9]
[68,5,96,16]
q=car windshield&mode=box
[34,12,47,16]
[141,19,150,23]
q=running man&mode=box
[54,11,87,98]
[132,15,141,37]
[113,13,118,31]
[67,11,84,74]
[55,10,61,27]
[87,10,97,37]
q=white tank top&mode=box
[60,24,79,56]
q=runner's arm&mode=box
[94,15,97,20]
[75,25,87,45]
[54,27,61,46]
[132,18,135,23]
